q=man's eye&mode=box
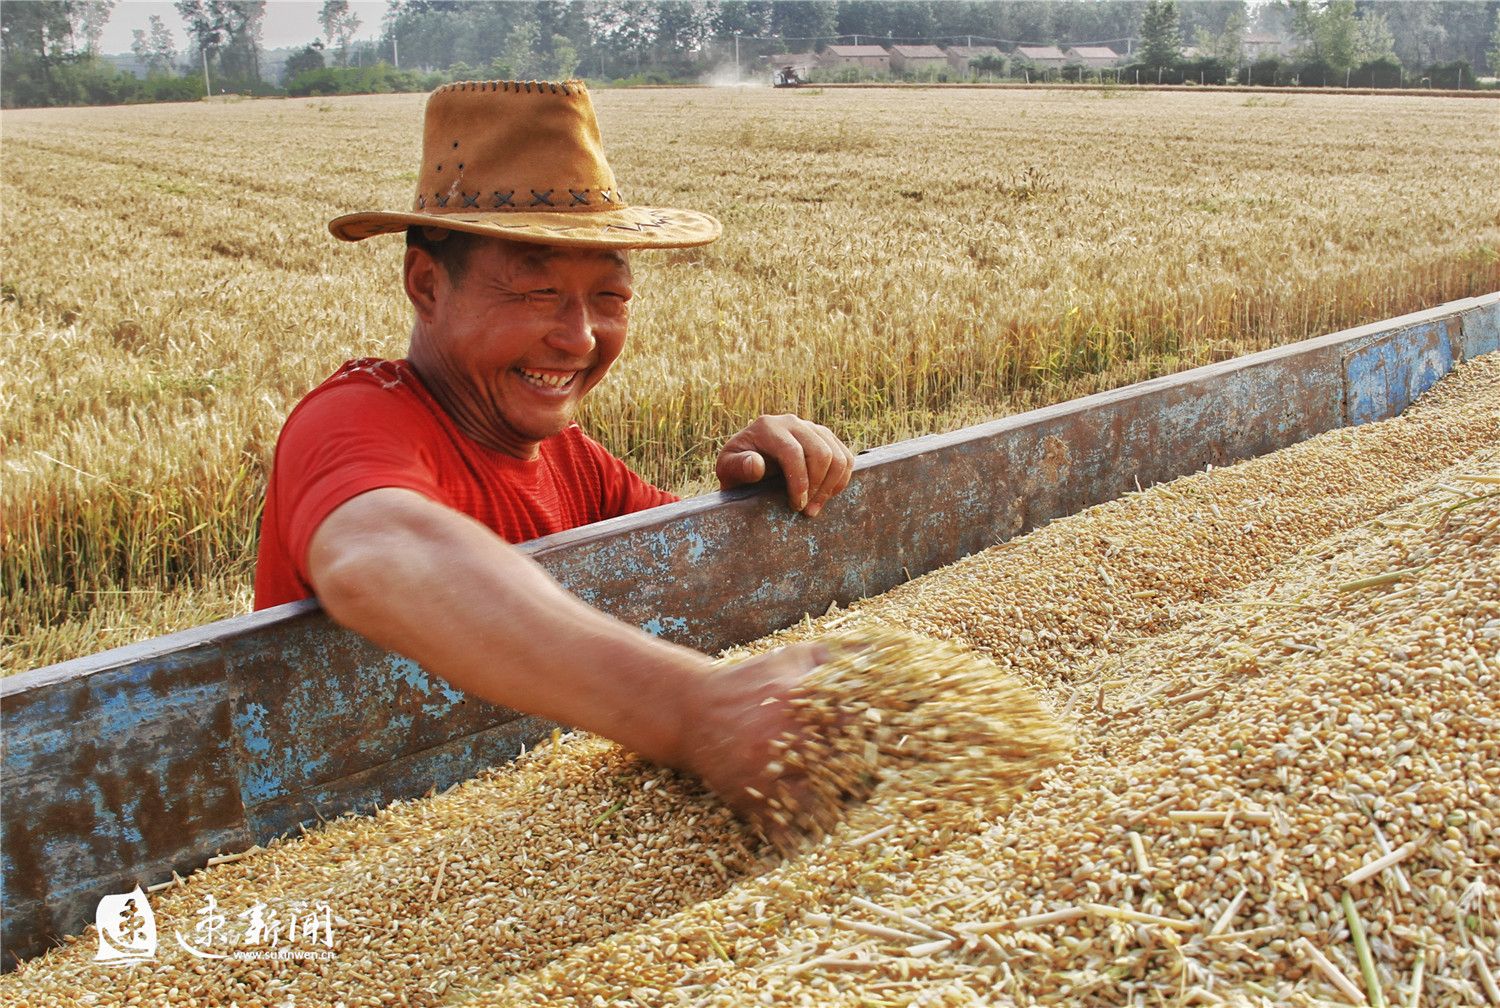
[526,289,559,300]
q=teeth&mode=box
[520,369,575,389]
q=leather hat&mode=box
[329,80,721,249]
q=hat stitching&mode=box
[435,194,450,208]
[492,191,515,207]
[417,196,426,209]
[461,192,479,208]
[530,189,554,207]
[436,80,589,98]
[569,189,589,205]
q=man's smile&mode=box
[515,367,582,393]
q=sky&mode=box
[98,1,389,54]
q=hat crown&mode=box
[328,78,720,248]
[414,80,623,214]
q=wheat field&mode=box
[2,86,1497,673]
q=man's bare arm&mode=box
[306,486,827,830]
[308,487,712,769]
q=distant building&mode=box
[888,44,948,74]
[944,44,1004,75]
[1064,46,1120,68]
[1244,33,1285,59]
[1012,45,1067,70]
[820,45,891,74]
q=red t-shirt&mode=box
[253,358,678,609]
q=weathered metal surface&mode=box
[1463,299,1500,359]
[1342,318,1460,426]
[3,291,1496,967]
[1,648,252,966]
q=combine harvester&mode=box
[3,293,1496,985]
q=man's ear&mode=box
[403,246,441,324]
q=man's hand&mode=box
[716,414,855,518]
[669,641,831,847]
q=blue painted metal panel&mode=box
[1342,319,1460,426]
[1461,299,1500,359]
[2,646,252,964]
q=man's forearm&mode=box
[307,488,711,768]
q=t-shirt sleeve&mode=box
[271,383,450,588]
[575,429,680,517]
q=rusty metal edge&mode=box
[7,290,1494,697]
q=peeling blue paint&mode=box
[241,763,284,804]
[389,655,430,693]
[641,615,689,637]
[233,702,272,757]
[1461,302,1499,359]
[1343,322,1457,427]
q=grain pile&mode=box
[4,354,1496,1007]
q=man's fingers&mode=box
[781,424,836,513]
[804,425,854,518]
[718,416,855,515]
[717,449,766,490]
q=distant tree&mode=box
[653,1,716,59]
[175,1,266,87]
[147,14,178,71]
[1140,0,1183,69]
[1489,6,1500,75]
[713,1,772,39]
[1355,10,1397,65]
[587,1,659,76]
[1254,0,1295,37]
[74,0,114,55]
[549,32,579,79]
[1195,2,1247,65]
[501,13,542,79]
[1290,0,1360,75]
[283,39,325,82]
[131,15,178,74]
[771,0,837,43]
[970,53,1006,78]
[318,0,360,67]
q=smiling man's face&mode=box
[405,235,634,459]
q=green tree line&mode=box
[4,0,1498,109]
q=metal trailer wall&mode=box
[3,293,1496,967]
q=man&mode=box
[253,80,854,831]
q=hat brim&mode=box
[329,205,721,249]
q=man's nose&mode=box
[546,297,597,357]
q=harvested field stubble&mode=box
[6,355,1497,1007]
[3,89,1499,671]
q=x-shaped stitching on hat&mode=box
[569,189,589,205]
[530,190,554,207]
[492,191,515,208]
[461,192,479,208]
[435,194,450,208]
[599,190,614,204]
